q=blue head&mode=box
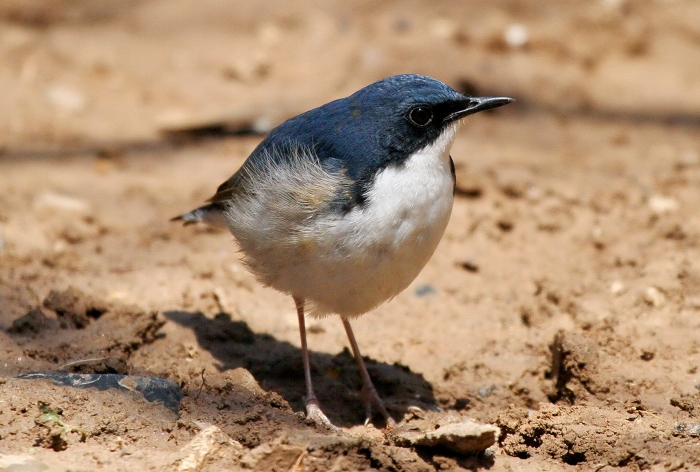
[231,74,512,208]
[334,74,512,162]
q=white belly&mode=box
[268,128,457,318]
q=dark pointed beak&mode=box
[445,96,514,123]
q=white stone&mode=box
[46,85,86,112]
[643,287,665,307]
[610,281,625,295]
[394,420,499,454]
[684,296,700,309]
[34,191,90,214]
[504,24,529,48]
[648,195,679,214]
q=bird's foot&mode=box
[305,399,339,432]
[361,386,397,430]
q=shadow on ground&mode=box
[165,310,436,427]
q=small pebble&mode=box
[648,195,679,214]
[46,84,86,112]
[685,296,700,309]
[497,220,514,232]
[643,287,665,307]
[414,284,437,297]
[525,186,543,202]
[674,422,700,437]
[34,191,91,214]
[478,385,497,398]
[252,116,274,134]
[640,349,655,361]
[454,398,471,410]
[610,281,625,295]
[504,24,529,49]
[307,323,325,334]
[458,260,479,273]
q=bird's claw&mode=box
[361,385,397,430]
[306,401,340,432]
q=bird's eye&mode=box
[408,106,433,126]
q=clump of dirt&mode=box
[180,368,303,449]
[4,286,164,375]
[670,395,697,414]
[42,286,110,329]
[546,330,610,402]
[7,307,59,336]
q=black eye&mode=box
[408,106,433,126]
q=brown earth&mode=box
[2,1,700,471]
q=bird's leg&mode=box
[294,296,338,431]
[342,318,397,429]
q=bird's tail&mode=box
[171,202,228,228]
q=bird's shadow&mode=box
[165,310,436,427]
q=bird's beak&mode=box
[445,96,514,123]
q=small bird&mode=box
[174,74,512,429]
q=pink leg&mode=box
[294,296,337,431]
[342,318,397,429]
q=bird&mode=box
[173,74,513,430]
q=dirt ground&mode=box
[2,1,700,470]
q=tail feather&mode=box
[171,202,228,228]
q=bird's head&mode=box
[345,74,513,158]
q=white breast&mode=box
[277,126,457,318]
